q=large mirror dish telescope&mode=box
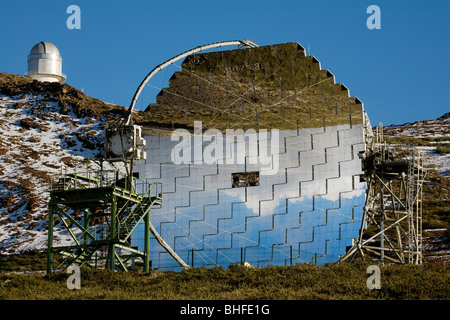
[109,40,376,270]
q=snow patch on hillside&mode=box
[0,92,119,254]
[380,115,450,177]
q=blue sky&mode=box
[0,0,448,126]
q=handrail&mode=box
[50,168,161,198]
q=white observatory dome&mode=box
[26,41,66,83]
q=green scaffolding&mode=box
[47,167,162,273]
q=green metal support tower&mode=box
[47,168,162,273]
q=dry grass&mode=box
[0,261,448,300]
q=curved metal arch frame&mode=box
[126,39,259,124]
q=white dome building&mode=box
[26,41,66,83]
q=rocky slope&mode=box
[0,73,126,254]
[379,113,450,176]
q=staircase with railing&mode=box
[47,167,163,273]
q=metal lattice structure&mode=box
[340,142,425,265]
[47,167,164,273]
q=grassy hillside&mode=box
[383,136,450,156]
[0,262,449,300]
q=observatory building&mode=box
[131,42,373,270]
[26,41,66,83]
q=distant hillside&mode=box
[0,73,126,254]
[378,114,450,177]
[382,112,449,139]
